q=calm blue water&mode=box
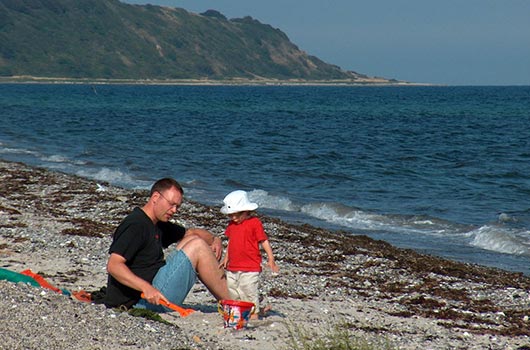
[2,83,530,274]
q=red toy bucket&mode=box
[218,299,255,330]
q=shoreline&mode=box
[1,159,529,349]
[0,75,432,86]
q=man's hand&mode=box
[141,285,169,305]
[107,253,168,305]
[211,236,223,260]
[184,228,223,260]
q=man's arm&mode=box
[106,253,168,305]
[185,228,222,260]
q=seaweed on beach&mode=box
[2,159,530,344]
[126,308,175,326]
[61,218,113,238]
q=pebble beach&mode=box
[1,159,530,350]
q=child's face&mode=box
[228,211,250,224]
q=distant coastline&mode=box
[0,75,431,86]
[3,1,434,88]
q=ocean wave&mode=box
[42,154,70,163]
[76,167,138,188]
[0,146,40,157]
[248,189,298,212]
[246,189,466,236]
[249,188,530,260]
[41,154,87,166]
[469,225,530,256]
[300,202,388,230]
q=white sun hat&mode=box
[220,190,259,214]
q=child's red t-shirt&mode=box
[225,216,268,272]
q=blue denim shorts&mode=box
[135,249,197,312]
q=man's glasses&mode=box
[157,191,181,210]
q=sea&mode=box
[2,83,530,275]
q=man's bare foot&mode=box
[250,313,259,320]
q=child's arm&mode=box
[261,239,279,273]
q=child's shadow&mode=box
[185,303,286,318]
[260,308,285,318]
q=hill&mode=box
[0,0,397,83]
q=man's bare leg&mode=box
[177,235,230,301]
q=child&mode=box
[219,190,279,319]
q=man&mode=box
[104,177,229,310]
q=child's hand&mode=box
[268,261,280,274]
[219,258,228,270]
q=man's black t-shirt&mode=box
[104,207,186,308]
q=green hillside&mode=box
[0,0,382,81]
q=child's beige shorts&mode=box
[226,271,260,312]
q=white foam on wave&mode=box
[0,146,39,156]
[42,154,70,163]
[0,147,86,170]
[41,154,87,165]
[300,202,389,231]
[247,189,298,212]
[298,201,463,236]
[470,225,530,256]
[76,167,136,187]
[255,193,401,232]
[208,187,528,261]
[246,189,460,236]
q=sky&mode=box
[122,1,530,86]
